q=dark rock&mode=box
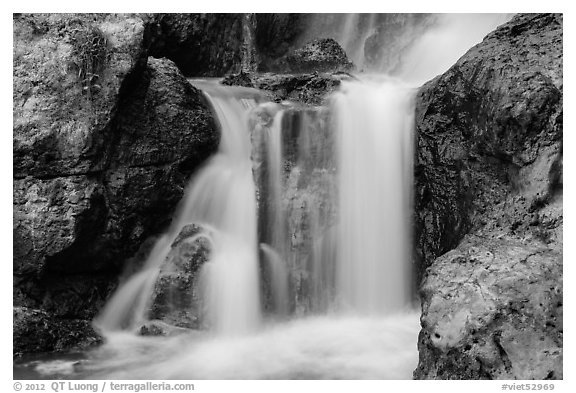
[222,71,254,88]
[272,38,354,74]
[144,13,313,75]
[414,13,562,274]
[13,14,218,356]
[148,224,212,329]
[144,13,246,76]
[254,14,309,72]
[414,13,563,379]
[13,307,102,358]
[225,72,353,106]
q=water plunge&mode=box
[96,82,263,336]
[333,79,414,314]
[23,14,513,380]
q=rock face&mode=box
[145,13,247,76]
[13,307,102,357]
[254,14,309,72]
[415,235,562,379]
[414,13,563,379]
[414,13,562,273]
[13,14,218,356]
[147,224,212,330]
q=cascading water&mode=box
[95,81,263,336]
[15,13,514,380]
[332,79,414,314]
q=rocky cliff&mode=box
[13,14,218,356]
[413,13,562,379]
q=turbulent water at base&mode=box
[15,14,513,380]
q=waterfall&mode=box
[332,78,414,314]
[64,13,517,381]
[96,81,262,336]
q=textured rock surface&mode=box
[13,307,102,357]
[147,224,212,330]
[13,14,218,356]
[414,235,562,380]
[414,13,563,379]
[223,72,355,106]
[145,13,246,76]
[414,13,562,273]
[254,14,309,72]
[271,38,354,74]
[13,14,145,178]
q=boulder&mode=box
[272,38,354,74]
[414,13,562,274]
[221,71,255,88]
[223,71,355,106]
[414,235,562,380]
[13,307,102,358]
[147,225,212,329]
[413,13,563,379]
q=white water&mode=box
[397,13,513,85]
[333,79,414,314]
[16,14,513,381]
[76,312,420,379]
[95,82,262,336]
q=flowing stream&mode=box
[14,13,512,380]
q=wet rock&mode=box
[13,307,102,358]
[13,14,218,356]
[414,14,563,379]
[148,225,212,329]
[271,38,354,74]
[222,71,254,88]
[139,320,189,337]
[250,104,337,313]
[285,38,354,73]
[224,72,354,106]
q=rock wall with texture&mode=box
[413,13,562,379]
[13,14,218,356]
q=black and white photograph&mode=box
[10,3,567,387]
